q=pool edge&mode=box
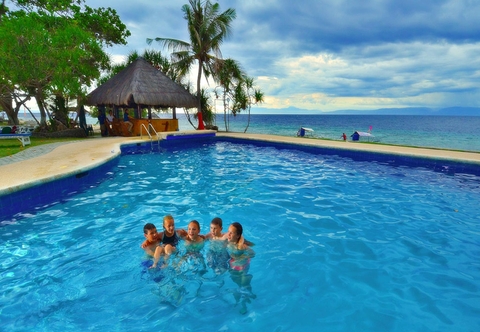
[1,132,479,197]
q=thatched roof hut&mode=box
[86,57,197,109]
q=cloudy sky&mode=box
[90,0,480,113]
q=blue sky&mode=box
[90,0,480,113]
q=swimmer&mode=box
[226,222,256,314]
[206,217,255,246]
[178,220,207,274]
[142,215,187,268]
[141,223,163,268]
[158,214,187,256]
[142,222,161,255]
[226,222,255,271]
[184,220,205,251]
[205,217,225,240]
[205,218,230,274]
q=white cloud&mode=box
[80,1,480,111]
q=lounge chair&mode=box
[0,126,32,146]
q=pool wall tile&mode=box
[216,136,480,176]
[0,159,119,222]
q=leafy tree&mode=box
[0,0,130,127]
[147,0,236,129]
[214,58,243,131]
[0,0,6,22]
[236,76,264,133]
[213,59,264,132]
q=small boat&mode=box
[297,127,314,137]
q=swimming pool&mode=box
[1,138,479,331]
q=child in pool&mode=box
[205,217,230,274]
[226,222,255,271]
[206,217,255,246]
[159,214,187,255]
[142,215,187,268]
[176,220,206,274]
[142,223,162,259]
[184,220,205,251]
[226,222,256,314]
[205,217,225,240]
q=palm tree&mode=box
[147,0,236,129]
[242,77,264,133]
[225,75,264,133]
[214,58,243,131]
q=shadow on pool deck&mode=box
[1,132,479,196]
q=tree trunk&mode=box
[2,107,19,125]
[196,59,204,130]
[34,89,47,126]
[244,105,251,133]
[0,94,19,125]
[223,93,228,131]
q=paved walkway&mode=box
[0,142,75,166]
[0,137,140,195]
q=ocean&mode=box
[178,113,480,152]
[16,112,480,152]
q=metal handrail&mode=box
[140,123,152,140]
[140,123,161,149]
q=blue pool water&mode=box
[1,139,480,331]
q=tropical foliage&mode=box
[0,0,130,129]
[147,0,236,129]
[148,0,263,132]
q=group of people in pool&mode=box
[141,215,256,312]
[141,215,255,272]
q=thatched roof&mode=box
[86,57,197,109]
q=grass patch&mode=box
[0,137,91,158]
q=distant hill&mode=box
[250,106,480,116]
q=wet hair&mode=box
[231,222,243,241]
[163,214,174,227]
[189,220,200,230]
[211,217,223,227]
[143,223,156,234]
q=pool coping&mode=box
[216,133,480,164]
[1,131,479,197]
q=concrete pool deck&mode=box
[1,132,480,196]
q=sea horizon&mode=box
[190,113,480,153]
[6,112,480,153]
